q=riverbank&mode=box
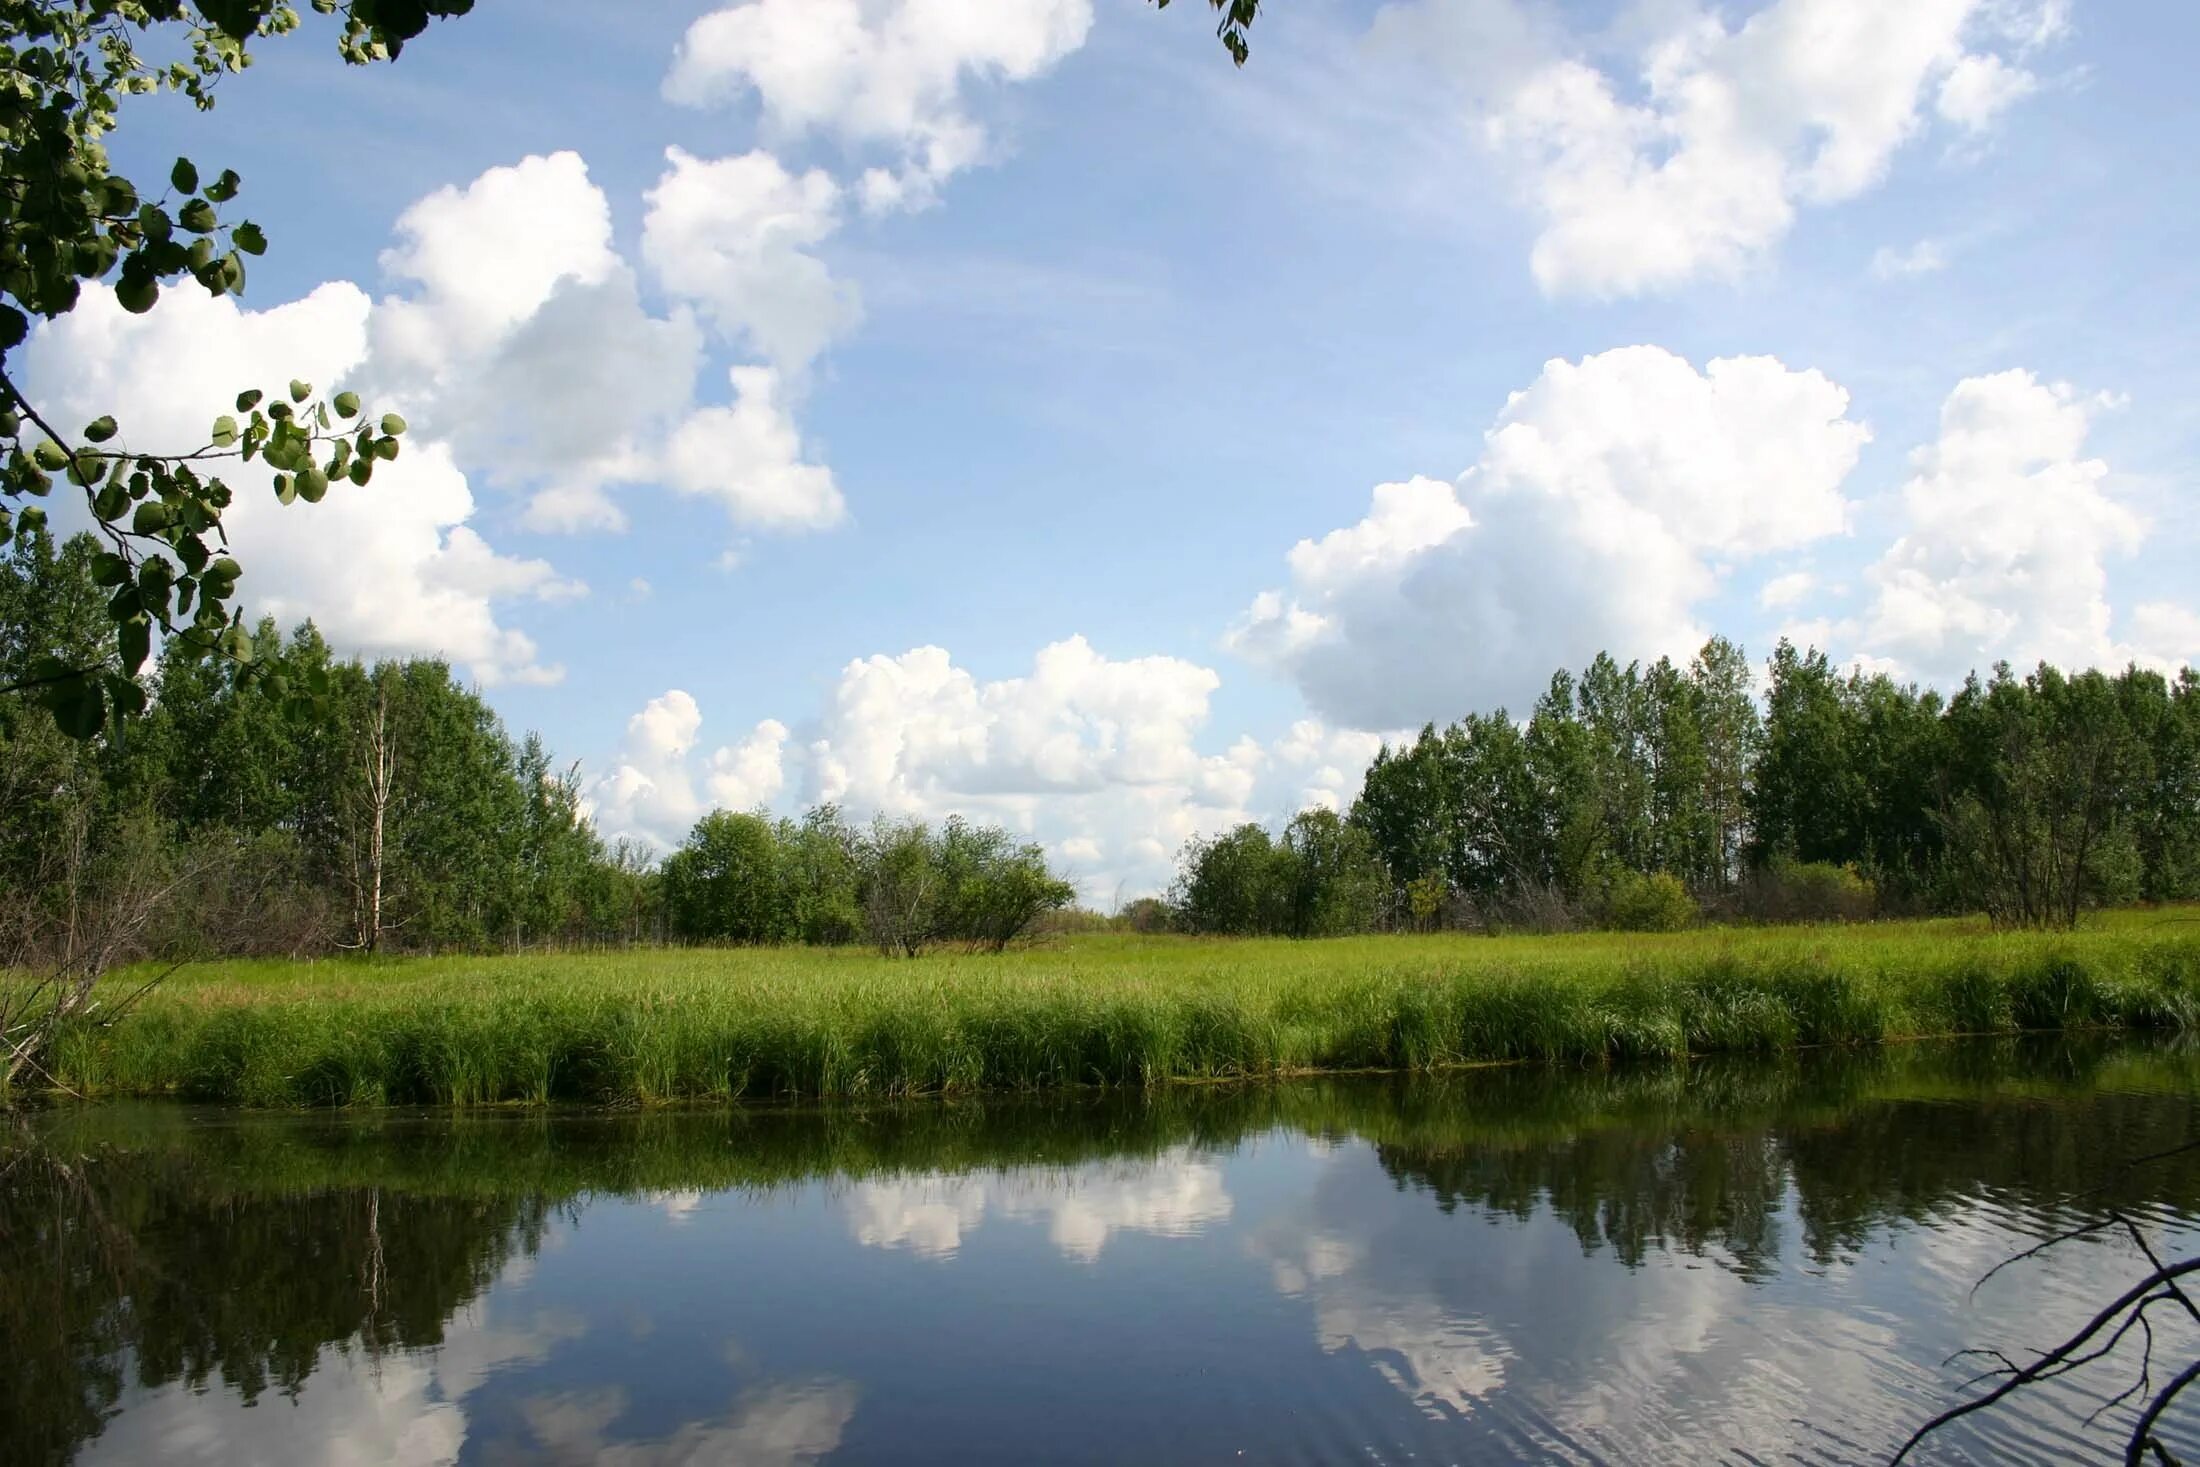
[37,911,2200,1105]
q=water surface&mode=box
[8,1040,2199,1465]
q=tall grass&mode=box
[36,911,2200,1107]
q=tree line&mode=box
[0,530,1072,968]
[1172,638,2200,934]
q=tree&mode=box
[509,733,603,947]
[1170,811,1382,938]
[1939,664,2148,929]
[936,819,1075,952]
[1279,807,1384,937]
[0,2,472,737]
[1170,823,1292,936]
[1525,670,1604,900]
[776,805,861,946]
[1643,655,1714,889]
[857,816,942,957]
[1690,636,1759,890]
[2118,667,2200,902]
[664,811,786,945]
[1354,725,1456,903]
[340,673,394,954]
[1750,641,1861,869]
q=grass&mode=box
[31,907,2200,1107]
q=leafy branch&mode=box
[1152,0,1265,66]
[0,0,471,737]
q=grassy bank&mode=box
[36,910,2200,1106]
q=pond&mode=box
[7,1039,2199,1465]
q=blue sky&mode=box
[29,0,2200,899]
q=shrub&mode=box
[1114,897,1172,934]
[1740,857,1877,923]
[1487,879,1580,935]
[859,816,1074,956]
[1603,871,1697,932]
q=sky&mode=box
[21,0,2200,902]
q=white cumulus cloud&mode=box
[642,148,861,378]
[1854,369,2199,681]
[1230,346,1869,729]
[664,0,1094,211]
[664,367,846,532]
[24,282,574,686]
[1371,0,2065,296]
[588,638,1390,900]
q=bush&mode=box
[1603,871,1697,932]
[1486,879,1579,935]
[1739,857,1876,924]
[1167,808,1386,938]
[859,816,1074,956]
[1114,897,1172,934]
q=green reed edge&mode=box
[34,911,2200,1107]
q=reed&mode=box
[33,911,2200,1107]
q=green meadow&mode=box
[31,908,2200,1107]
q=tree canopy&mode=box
[0,1,473,735]
[1174,639,2200,937]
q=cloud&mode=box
[1935,50,2038,131]
[588,692,791,846]
[373,152,621,363]
[664,368,845,531]
[642,148,861,378]
[358,150,854,546]
[844,1149,1231,1262]
[1870,239,1949,278]
[1230,346,1869,729]
[79,1306,583,1467]
[1757,570,1819,611]
[364,154,704,534]
[512,1380,858,1467]
[588,639,1388,899]
[664,0,1094,210]
[1368,0,2064,295]
[23,283,573,686]
[1854,369,2199,681]
[806,635,1222,807]
[707,719,792,809]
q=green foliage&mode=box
[1280,806,1385,936]
[0,0,471,735]
[1169,823,1292,935]
[664,811,787,944]
[1600,871,1697,933]
[1170,809,1386,937]
[851,815,1073,956]
[1937,663,2156,927]
[1740,857,1877,924]
[1332,636,2200,934]
[1344,639,1763,930]
[1,531,647,960]
[28,913,2200,1104]
[660,808,1072,955]
[1152,0,1263,64]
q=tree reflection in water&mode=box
[2,1036,2195,1465]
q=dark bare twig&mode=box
[1972,1214,2121,1298]
[2125,1359,2198,1467]
[1896,1132,2200,1464]
[2084,1310,2155,1430]
[1890,1259,2200,1464]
